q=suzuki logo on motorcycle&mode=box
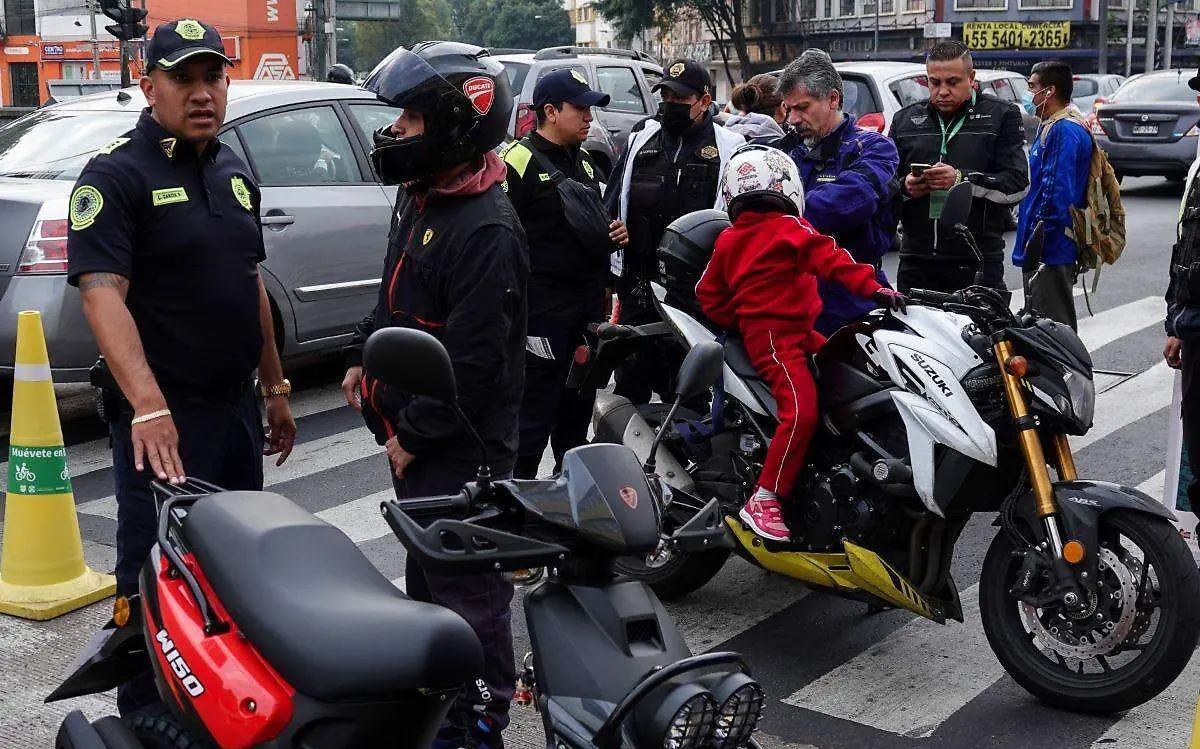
[155,628,205,697]
[909,352,955,398]
[619,486,639,509]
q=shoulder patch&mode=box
[96,137,130,156]
[581,159,595,180]
[69,185,104,230]
[230,176,254,212]
[501,142,533,178]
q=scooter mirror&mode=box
[363,327,458,404]
[676,341,724,400]
[937,182,973,235]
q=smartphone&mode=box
[910,163,932,177]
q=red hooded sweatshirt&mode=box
[696,210,883,356]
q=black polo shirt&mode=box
[67,109,266,396]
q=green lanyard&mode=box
[937,92,976,159]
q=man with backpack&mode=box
[1015,61,1115,330]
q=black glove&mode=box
[872,288,908,313]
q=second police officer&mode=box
[500,70,629,479]
[606,59,745,404]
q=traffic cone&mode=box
[0,311,115,619]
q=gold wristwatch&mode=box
[259,378,292,398]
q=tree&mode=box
[351,0,456,72]
[595,0,752,85]
[458,0,573,50]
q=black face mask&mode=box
[658,100,696,136]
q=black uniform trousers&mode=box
[112,387,264,715]
[516,283,606,479]
[393,460,516,735]
[1181,340,1200,515]
[897,256,1005,294]
[612,292,680,406]
[1023,264,1079,331]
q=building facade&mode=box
[1,0,300,107]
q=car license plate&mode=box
[1133,124,1159,135]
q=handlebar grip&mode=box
[390,491,472,522]
[909,288,961,305]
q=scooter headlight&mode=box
[638,683,718,749]
[711,673,765,748]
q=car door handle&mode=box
[261,211,295,227]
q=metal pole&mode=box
[1126,0,1135,74]
[1145,0,1158,71]
[1164,0,1174,69]
[874,0,880,58]
[89,0,101,80]
[314,0,328,81]
[1099,0,1109,73]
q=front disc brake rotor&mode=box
[1019,547,1139,659]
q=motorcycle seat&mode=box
[183,490,484,701]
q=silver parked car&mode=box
[1093,70,1200,182]
[0,81,407,384]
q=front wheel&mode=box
[613,543,731,600]
[980,510,1200,713]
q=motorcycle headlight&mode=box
[1062,367,1095,430]
[711,673,765,749]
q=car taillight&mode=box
[1090,115,1105,135]
[515,103,536,138]
[858,112,886,133]
[17,219,69,275]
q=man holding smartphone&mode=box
[888,41,1029,293]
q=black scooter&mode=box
[47,328,766,749]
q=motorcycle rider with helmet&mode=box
[341,42,529,749]
[695,145,906,541]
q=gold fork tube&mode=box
[1050,434,1078,481]
[995,340,1059,519]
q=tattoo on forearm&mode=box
[78,273,129,293]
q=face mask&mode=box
[1023,88,1051,118]
[658,100,696,136]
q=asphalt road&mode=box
[0,177,1195,749]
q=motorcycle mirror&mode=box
[937,182,973,235]
[676,341,724,400]
[363,328,458,404]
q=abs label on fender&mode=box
[155,628,205,697]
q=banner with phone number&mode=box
[962,21,1071,50]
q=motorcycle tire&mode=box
[613,545,732,601]
[124,706,213,749]
[980,510,1200,714]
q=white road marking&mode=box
[781,585,1001,739]
[1076,297,1167,353]
[1136,470,1167,500]
[315,489,394,544]
[1088,652,1200,748]
[1008,284,1083,314]
[1072,361,1174,453]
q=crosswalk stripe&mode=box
[1137,470,1167,500]
[1072,361,1174,453]
[781,585,998,739]
[76,425,381,520]
[1076,296,1166,352]
[1088,654,1200,748]
[315,489,394,544]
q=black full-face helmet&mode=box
[327,63,355,84]
[362,41,513,184]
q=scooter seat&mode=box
[182,491,484,701]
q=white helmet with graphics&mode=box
[720,144,805,219]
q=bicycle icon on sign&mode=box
[14,463,36,482]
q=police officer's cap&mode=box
[654,59,712,98]
[532,69,611,110]
[145,19,233,73]
[1190,69,1200,92]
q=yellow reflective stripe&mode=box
[502,142,534,178]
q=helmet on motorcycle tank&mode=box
[656,209,732,316]
[361,41,512,184]
[720,144,805,220]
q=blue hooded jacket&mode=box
[1013,112,1092,268]
[789,114,900,335]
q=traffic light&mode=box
[100,0,148,41]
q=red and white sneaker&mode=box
[739,491,791,542]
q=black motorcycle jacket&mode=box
[1168,164,1200,339]
[345,155,530,471]
[889,93,1029,261]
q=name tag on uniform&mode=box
[152,187,189,206]
[816,175,837,183]
[538,173,552,182]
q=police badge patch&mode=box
[70,185,104,230]
[699,145,719,160]
[230,176,254,212]
[669,62,686,78]
[175,19,206,41]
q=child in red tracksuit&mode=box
[697,205,904,542]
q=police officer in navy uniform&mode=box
[342,42,527,749]
[65,18,297,715]
[606,59,744,403]
[500,69,629,478]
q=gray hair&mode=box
[776,49,843,106]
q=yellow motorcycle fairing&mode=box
[725,518,953,624]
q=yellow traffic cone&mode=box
[0,310,114,619]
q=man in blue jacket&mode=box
[778,49,899,335]
[1013,61,1092,330]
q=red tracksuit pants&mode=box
[745,329,819,500]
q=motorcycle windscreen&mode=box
[543,443,662,556]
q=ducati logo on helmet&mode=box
[619,486,638,510]
[463,76,495,115]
